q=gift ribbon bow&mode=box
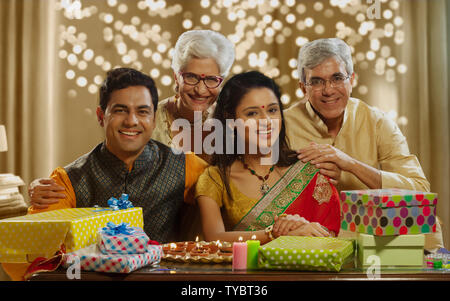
[102,221,136,236]
[107,194,134,210]
[94,194,134,212]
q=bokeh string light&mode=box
[56,0,408,124]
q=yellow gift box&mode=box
[0,207,143,263]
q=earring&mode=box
[174,85,180,101]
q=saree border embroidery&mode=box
[234,161,318,231]
[312,174,332,205]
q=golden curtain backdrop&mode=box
[0,0,449,246]
[0,0,59,194]
[398,0,449,248]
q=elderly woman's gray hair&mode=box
[171,30,235,78]
[297,38,353,83]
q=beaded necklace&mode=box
[241,159,275,195]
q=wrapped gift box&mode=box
[340,189,437,236]
[0,207,143,263]
[97,222,151,255]
[258,236,354,272]
[62,243,162,273]
[357,233,425,267]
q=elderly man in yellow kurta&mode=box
[284,38,443,252]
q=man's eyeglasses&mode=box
[305,74,351,91]
[180,72,224,89]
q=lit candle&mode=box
[246,234,260,269]
[232,237,247,270]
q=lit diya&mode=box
[200,240,219,254]
[186,236,200,251]
[189,243,210,257]
[185,242,196,252]
[217,242,233,257]
[166,243,186,256]
[176,241,188,247]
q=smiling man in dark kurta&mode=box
[3,68,207,280]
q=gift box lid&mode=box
[259,236,354,272]
[357,233,425,247]
[0,207,143,263]
[261,236,353,251]
[340,189,437,208]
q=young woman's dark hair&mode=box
[99,68,159,112]
[210,70,297,198]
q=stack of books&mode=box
[0,174,27,219]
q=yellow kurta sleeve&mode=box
[27,167,76,214]
[184,153,209,204]
[376,116,430,191]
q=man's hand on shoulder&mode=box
[297,142,382,189]
[28,178,66,209]
[296,142,348,185]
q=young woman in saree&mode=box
[195,71,341,243]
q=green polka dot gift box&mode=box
[340,189,438,236]
[258,236,354,272]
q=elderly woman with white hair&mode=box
[284,38,443,251]
[152,29,235,158]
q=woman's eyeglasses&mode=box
[180,72,224,89]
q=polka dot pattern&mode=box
[340,190,437,236]
[259,236,354,272]
[0,207,143,263]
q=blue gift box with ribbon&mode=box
[97,221,152,255]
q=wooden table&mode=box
[26,261,450,298]
[29,260,450,281]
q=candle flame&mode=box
[251,235,257,240]
[238,236,243,242]
[218,242,222,248]
[195,236,199,242]
[170,243,176,249]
